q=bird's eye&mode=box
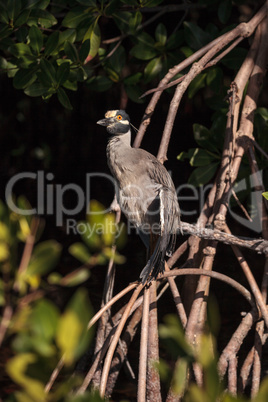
[117,115,122,120]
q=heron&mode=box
[97,109,180,284]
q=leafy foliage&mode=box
[0,0,252,108]
[0,197,122,400]
[159,314,268,402]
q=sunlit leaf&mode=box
[83,19,101,59]
[26,240,61,277]
[144,56,162,82]
[190,148,218,167]
[56,288,93,365]
[28,8,57,28]
[30,299,60,341]
[62,9,88,28]
[6,353,46,401]
[60,268,90,287]
[69,242,91,263]
[0,242,9,261]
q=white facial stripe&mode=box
[120,120,129,125]
[105,110,118,118]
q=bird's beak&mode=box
[97,118,110,126]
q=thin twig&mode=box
[138,286,150,402]
[99,283,144,397]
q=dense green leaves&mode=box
[0,0,252,109]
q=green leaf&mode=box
[44,30,59,56]
[59,29,76,46]
[113,11,133,32]
[61,268,90,287]
[144,0,164,6]
[62,9,88,28]
[256,107,268,121]
[124,72,142,85]
[193,124,220,153]
[56,62,70,85]
[24,82,48,96]
[83,20,101,59]
[125,84,145,103]
[8,43,32,58]
[144,56,162,82]
[77,0,96,5]
[155,23,167,46]
[28,8,57,28]
[15,26,28,42]
[79,39,90,63]
[87,75,113,92]
[206,67,223,93]
[13,68,37,89]
[221,47,247,70]
[6,354,46,401]
[14,9,30,26]
[130,43,158,60]
[130,32,157,60]
[129,11,142,33]
[107,45,126,74]
[40,58,56,84]
[69,242,91,264]
[56,288,93,365]
[190,148,218,167]
[188,73,206,98]
[26,240,61,277]
[28,25,43,54]
[188,163,219,186]
[57,87,73,110]
[0,7,9,24]
[218,0,232,24]
[166,31,184,50]
[30,299,60,341]
[262,192,268,200]
[184,22,211,50]
[7,0,21,21]
[0,24,12,40]
[64,40,79,62]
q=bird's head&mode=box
[97,110,130,135]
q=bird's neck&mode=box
[110,129,131,147]
[106,129,131,180]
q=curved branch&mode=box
[161,269,255,308]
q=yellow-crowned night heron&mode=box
[97,109,180,283]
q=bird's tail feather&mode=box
[140,233,171,284]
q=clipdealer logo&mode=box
[4,170,264,234]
